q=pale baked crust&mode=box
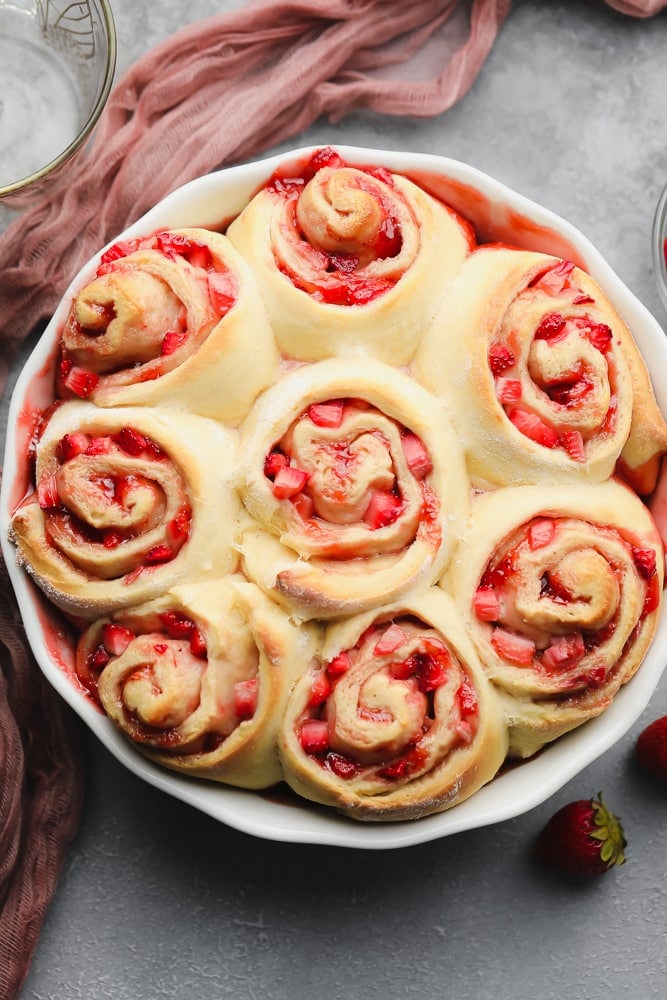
[278,587,508,821]
[10,402,240,618]
[227,165,471,364]
[78,578,319,788]
[414,247,667,492]
[236,358,469,620]
[58,228,279,426]
[443,480,664,757]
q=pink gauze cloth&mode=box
[0,1,665,997]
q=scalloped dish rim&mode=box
[2,145,666,850]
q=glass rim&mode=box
[0,0,117,200]
[651,182,667,314]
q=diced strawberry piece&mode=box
[186,246,214,270]
[308,400,344,428]
[98,239,142,267]
[153,643,168,655]
[389,657,414,680]
[307,146,345,175]
[324,752,361,779]
[85,436,113,456]
[374,215,402,259]
[417,653,449,692]
[234,678,258,720]
[584,321,613,353]
[101,623,135,656]
[87,644,110,672]
[363,490,403,529]
[644,574,661,615]
[491,628,536,665]
[308,670,333,707]
[37,474,59,509]
[63,366,100,398]
[272,465,310,499]
[143,544,174,565]
[189,626,208,659]
[298,718,330,754]
[292,492,314,520]
[528,518,556,550]
[327,252,359,274]
[102,529,124,549]
[263,450,289,480]
[632,546,657,579]
[374,623,408,655]
[327,651,351,677]
[401,433,433,479]
[561,430,586,463]
[540,632,586,672]
[533,260,575,295]
[56,432,90,463]
[535,312,567,341]
[488,341,516,375]
[115,427,150,455]
[495,377,522,405]
[473,586,501,622]
[155,232,197,258]
[158,610,195,639]
[586,665,607,687]
[378,745,428,780]
[208,270,237,314]
[508,408,559,448]
[166,507,191,545]
[455,720,474,744]
[161,330,188,356]
[457,678,479,715]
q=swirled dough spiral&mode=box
[443,480,664,756]
[9,402,239,618]
[237,358,469,620]
[227,149,472,364]
[76,578,319,787]
[413,247,667,491]
[278,587,508,821]
[57,228,279,425]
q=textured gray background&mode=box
[3,1,667,997]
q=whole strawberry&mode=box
[534,792,626,879]
[635,715,667,779]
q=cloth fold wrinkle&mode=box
[0,1,665,997]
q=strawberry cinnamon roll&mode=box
[57,228,279,426]
[278,588,508,821]
[226,147,472,364]
[77,578,319,788]
[444,480,664,757]
[414,247,667,491]
[238,359,468,620]
[9,402,239,618]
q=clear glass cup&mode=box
[0,0,116,207]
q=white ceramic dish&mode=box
[3,145,667,850]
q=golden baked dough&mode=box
[414,247,667,492]
[57,228,279,426]
[9,402,239,618]
[227,148,472,364]
[237,358,469,620]
[278,587,508,821]
[77,577,319,788]
[443,480,664,757]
